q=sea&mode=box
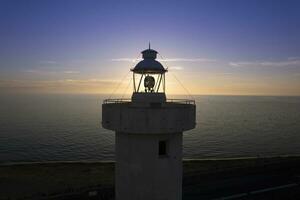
[0,94,299,164]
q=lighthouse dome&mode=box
[132,48,167,74]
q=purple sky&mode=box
[0,0,300,95]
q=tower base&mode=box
[115,132,182,200]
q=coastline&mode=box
[2,154,300,166]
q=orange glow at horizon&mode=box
[1,71,299,96]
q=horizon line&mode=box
[1,91,300,97]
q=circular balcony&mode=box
[102,98,196,134]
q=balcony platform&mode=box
[102,98,196,134]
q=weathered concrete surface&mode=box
[102,92,196,200]
[102,102,195,134]
[115,132,182,200]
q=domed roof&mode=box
[131,48,167,74]
[141,49,158,59]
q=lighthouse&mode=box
[102,46,196,200]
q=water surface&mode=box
[0,94,299,163]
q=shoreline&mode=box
[2,154,300,166]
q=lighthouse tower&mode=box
[102,47,196,200]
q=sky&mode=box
[0,0,300,96]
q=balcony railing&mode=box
[166,99,195,105]
[103,98,131,104]
[103,98,195,105]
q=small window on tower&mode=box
[159,140,168,157]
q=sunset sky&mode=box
[0,0,300,95]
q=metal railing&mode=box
[103,98,131,104]
[103,98,195,105]
[167,99,195,105]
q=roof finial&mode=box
[149,42,151,50]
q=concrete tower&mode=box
[102,47,196,200]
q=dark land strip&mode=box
[1,156,300,200]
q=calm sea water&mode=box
[0,94,299,163]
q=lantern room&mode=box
[131,46,167,94]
